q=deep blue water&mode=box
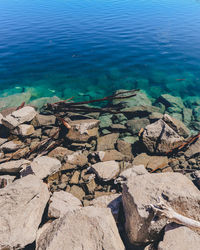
[0,0,200,102]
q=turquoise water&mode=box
[0,0,200,102]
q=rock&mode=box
[2,106,37,129]
[97,133,119,151]
[69,185,85,200]
[122,172,200,244]
[121,136,138,144]
[158,94,184,113]
[122,105,160,119]
[31,156,61,179]
[113,90,151,108]
[126,118,150,135]
[184,137,200,158]
[36,206,125,250]
[48,191,82,218]
[48,147,73,162]
[30,96,60,109]
[116,140,133,160]
[0,140,23,153]
[193,106,200,122]
[158,224,200,250]
[162,114,190,138]
[91,161,120,181]
[0,175,49,249]
[66,119,99,142]
[0,92,31,111]
[0,159,30,174]
[0,175,16,188]
[149,112,163,122]
[141,119,183,154]
[13,124,35,136]
[32,114,56,127]
[0,138,8,146]
[70,171,80,184]
[90,150,124,162]
[99,114,113,128]
[90,194,122,220]
[67,151,88,167]
[182,108,192,126]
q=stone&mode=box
[48,191,82,218]
[90,150,124,162]
[13,124,35,136]
[36,206,125,250]
[66,119,99,142]
[193,106,200,122]
[69,185,85,200]
[122,105,160,119]
[162,114,190,138]
[90,194,122,220]
[97,133,119,151]
[121,136,138,144]
[122,172,200,244]
[31,156,61,179]
[48,147,73,162]
[158,94,184,113]
[30,96,60,109]
[99,114,113,128]
[149,112,163,122]
[70,171,80,184]
[184,137,200,158]
[182,108,192,126]
[0,175,16,188]
[0,175,49,249]
[158,224,200,250]
[116,139,133,160]
[0,138,7,146]
[141,119,183,154]
[126,118,150,135]
[91,161,120,181]
[2,106,37,129]
[32,114,56,127]
[67,151,88,167]
[0,140,23,153]
[0,159,30,174]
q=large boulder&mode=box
[2,106,37,129]
[141,119,183,154]
[48,191,82,218]
[0,175,50,249]
[158,224,200,250]
[122,172,200,244]
[31,156,61,179]
[36,207,125,250]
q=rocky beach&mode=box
[0,89,199,249]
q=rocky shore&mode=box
[0,89,200,250]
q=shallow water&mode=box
[0,0,200,101]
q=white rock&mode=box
[0,175,16,188]
[122,172,200,244]
[2,106,37,129]
[36,206,125,250]
[0,138,8,146]
[158,224,200,250]
[31,156,61,179]
[0,140,22,153]
[0,159,30,173]
[142,119,183,154]
[48,191,82,218]
[13,124,35,136]
[0,175,50,249]
[91,161,120,181]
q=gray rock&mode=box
[193,106,200,122]
[0,140,23,153]
[97,133,119,151]
[126,118,150,135]
[162,114,190,138]
[48,191,82,218]
[30,96,60,109]
[182,108,193,126]
[0,159,30,174]
[91,161,120,181]
[31,156,61,179]
[158,224,200,250]
[13,124,35,136]
[0,175,50,249]
[36,206,125,250]
[158,94,184,113]
[99,114,113,128]
[184,137,200,158]
[2,106,37,129]
[122,172,200,244]
[33,114,56,127]
[142,119,183,154]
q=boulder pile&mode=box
[0,90,199,249]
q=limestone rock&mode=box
[97,133,119,151]
[0,140,23,153]
[31,156,61,179]
[48,191,82,218]
[66,119,99,142]
[36,206,125,250]
[141,119,183,154]
[0,175,16,188]
[33,114,56,127]
[122,105,160,119]
[0,175,50,249]
[91,161,120,181]
[2,106,37,129]
[158,224,200,250]
[158,94,184,113]
[126,118,150,135]
[69,185,85,200]
[163,114,190,138]
[48,147,73,162]
[0,159,30,174]
[122,172,200,244]
[184,137,200,158]
[13,124,35,136]
[116,139,133,160]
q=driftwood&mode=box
[150,198,200,231]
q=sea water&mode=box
[0,0,200,103]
